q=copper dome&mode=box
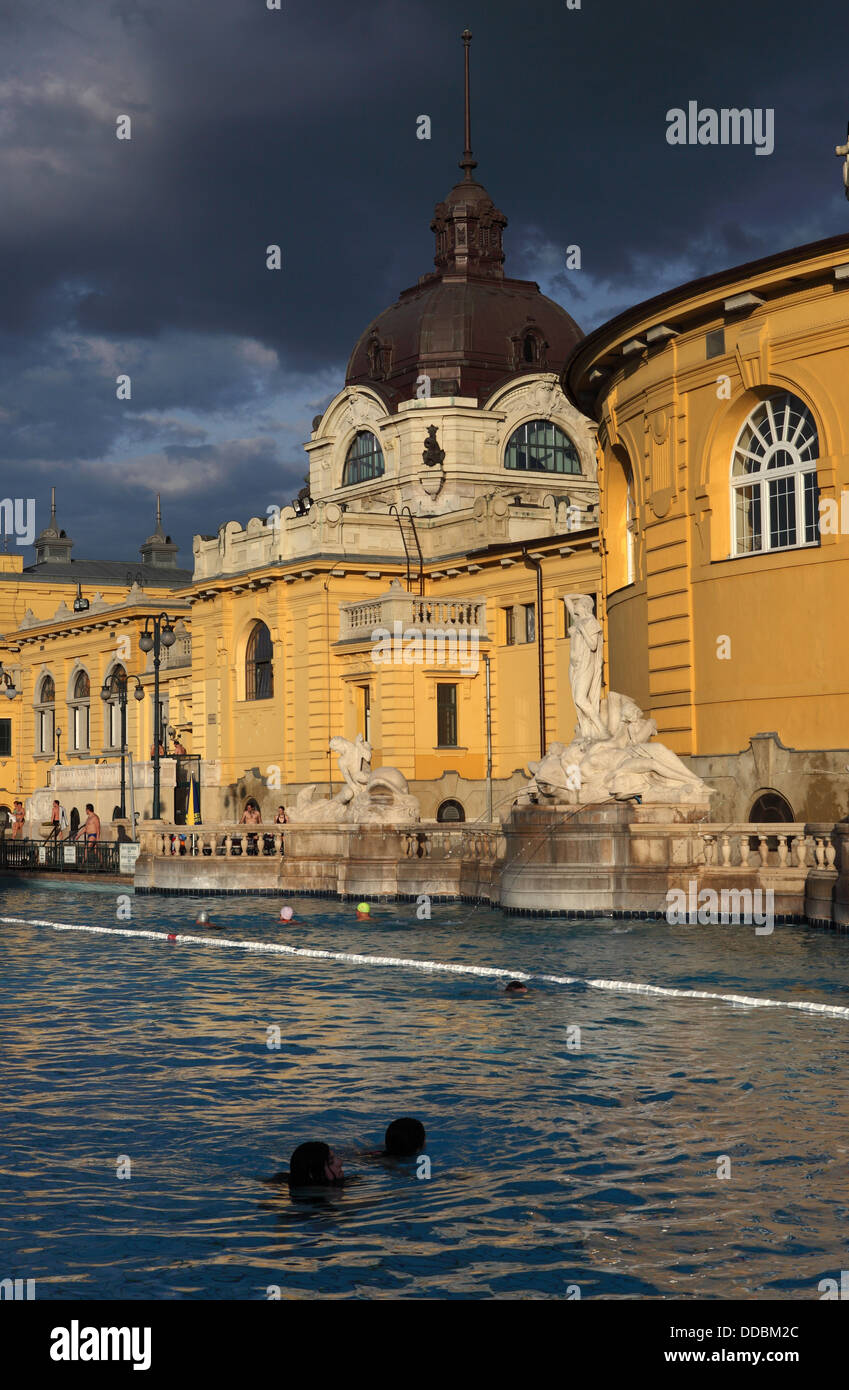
[346,32,583,408]
[346,259,583,407]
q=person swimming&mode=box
[356,901,371,921]
[196,909,215,928]
[383,1117,426,1158]
[279,906,294,923]
[504,979,528,994]
[264,1141,344,1188]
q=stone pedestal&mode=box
[499,801,707,915]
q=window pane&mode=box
[734,484,762,553]
[505,420,581,474]
[247,623,274,700]
[437,684,457,747]
[524,603,536,643]
[343,431,385,486]
[768,475,796,548]
[0,718,10,757]
[803,470,819,544]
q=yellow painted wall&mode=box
[576,236,849,756]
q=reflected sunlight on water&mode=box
[1,878,848,1299]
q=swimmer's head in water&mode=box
[356,902,371,917]
[196,910,211,926]
[384,1117,426,1157]
[288,1141,343,1186]
[279,906,294,921]
[504,979,528,994]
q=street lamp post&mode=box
[138,614,177,820]
[101,671,144,819]
[54,726,62,766]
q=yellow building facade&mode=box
[567,230,849,822]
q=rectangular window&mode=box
[706,327,726,359]
[803,471,820,544]
[734,484,762,554]
[523,603,536,643]
[504,606,516,646]
[0,718,10,757]
[359,685,371,743]
[437,684,458,747]
[768,475,796,549]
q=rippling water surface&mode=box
[1,877,848,1299]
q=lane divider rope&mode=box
[3,914,849,1020]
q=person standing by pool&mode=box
[75,803,100,858]
[240,800,262,855]
[12,800,25,840]
[46,799,67,841]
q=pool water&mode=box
[1,878,848,1300]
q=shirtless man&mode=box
[240,800,262,855]
[76,803,101,855]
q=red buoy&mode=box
[167,934,177,942]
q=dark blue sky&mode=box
[1,0,847,562]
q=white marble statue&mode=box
[290,735,420,825]
[526,617,713,807]
[564,594,606,739]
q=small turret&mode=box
[34,488,74,564]
[139,495,179,569]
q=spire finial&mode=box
[460,29,477,180]
[50,486,56,525]
[156,493,162,527]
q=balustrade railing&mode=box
[137,822,501,860]
[338,594,487,641]
[692,825,831,870]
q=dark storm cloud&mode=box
[1,0,847,561]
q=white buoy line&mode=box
[3,913,849,1020]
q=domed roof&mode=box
[346,266,583,407]
[345,31,582,407]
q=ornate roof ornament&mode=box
[836,121,849,200]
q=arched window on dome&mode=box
[505,420,581,475]
[35,674,55,754]
[436,798,465,823]
[246,622,274,701]
[343,430,385,487]
[731,392,820,555]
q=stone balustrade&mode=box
[628,822,824,871]
[694,824,831,870]
[136,821,500,860]
[338,593,487,641]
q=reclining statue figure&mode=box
[290,734,420,824]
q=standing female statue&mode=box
[564,594,605,739]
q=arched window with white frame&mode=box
[35,674,55,754]
[731,392,820,555]
[70,670,90,752]
[105,665,126,748]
